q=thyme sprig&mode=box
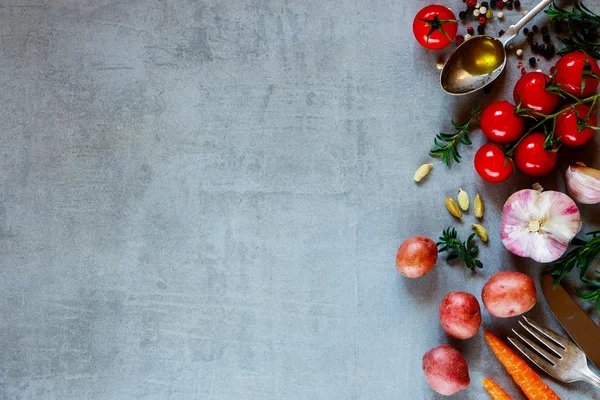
[548,230,600,312]
[545,1,600,59]
[437,227,483,271]
[430,105,481,167]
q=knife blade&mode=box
[542,274,600,369]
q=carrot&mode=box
[484,331,561,400]
[483,377,513,400]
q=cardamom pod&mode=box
[445,197,462,219]
[457,189,469,211]
[474,193,485,218]
[472,224,489,242]
[413,163,432,182]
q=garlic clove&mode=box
[500,189,581,263]
[566,163,600,205]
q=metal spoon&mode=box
[440,0,553,95]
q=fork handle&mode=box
[581,367,600,388]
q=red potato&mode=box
[439,292,482,339]
[422,344,470,396]
[482,271,537,318]
[396,236,438,278]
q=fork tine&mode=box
[518,320,563,358]
[512,328,559,365]
[508,336,556,376]
[522,316,568,349]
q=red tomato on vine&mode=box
[514,133,558,176]
[480,101,526,144]
[474,143,513,183]
[555,104,597,147]
[553,51,600,98]
[513,72,559,115]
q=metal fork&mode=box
[509,316,600,388]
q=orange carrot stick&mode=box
[484,331,561,400]
[483,377,513,400]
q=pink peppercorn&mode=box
[467,26,475,35]
[479,16,487,25]
[455,34,465,45]
[497,1,504,9]
[521,67,527,75]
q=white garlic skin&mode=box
[500,189,581,263]
[566,163,600,205]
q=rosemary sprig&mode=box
[579,287,600,313]
[437,227,483,271]
[545,1,600,59]
[430,105,481,167]
[548,230,600,311]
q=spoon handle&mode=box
[500,0,553,46]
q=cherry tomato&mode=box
[555,104,597,146]
[413,5,458,50]
[553,51,600,98]
[480,100,526,144]
[513,72,559,115]
[514,133,558,176]
[474,143,513,183]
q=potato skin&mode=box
[439,292,482,339]
[395,236,438,278]
[422,344,470,396]
[482,271,537,318]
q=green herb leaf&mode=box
[545,1,600,59]
[437,227,483,271]
[548,231,600,308]
[429,105,481,167]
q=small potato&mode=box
[439,292,482,339]
[422,344,470,396]
[482,271,537,318]
[396,236,438,278]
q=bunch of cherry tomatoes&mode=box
[474,51,600,183]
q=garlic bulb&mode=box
[500,186,581,263]
[566,163,600,205]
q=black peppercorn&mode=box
[499,29,505,36]
[481,1,489,8]
[459,10,468,20]
[490,0,497,8]
[506,0,513,10]
[543,34,551,43]
[514,0,521,8]
[545,43,555,57]
[531,41,539,52]
[523,27,529,35]
[527,31,535,41]
[541,26,549,35]
[477,24,485,35]
[538,44,546,53]
[529,57,536,67]
[532,25,539,33]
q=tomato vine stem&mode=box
[506,91,600,157]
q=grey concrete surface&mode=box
[1,0,600,399]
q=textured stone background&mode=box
[1,0,599,399]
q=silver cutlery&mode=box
[509,316,600,388]
[542,274,600,369]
